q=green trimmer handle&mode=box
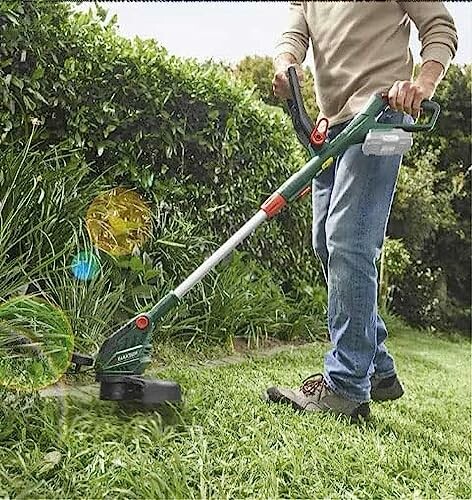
[398,99,441,132]
[375,95,441,132]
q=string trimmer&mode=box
[71,67,440,405]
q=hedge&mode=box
[1,2,469,336]
[0,2,330,350]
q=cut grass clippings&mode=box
[0,325,470,499]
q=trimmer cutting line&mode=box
[70,67,440,406]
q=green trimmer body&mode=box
[71,67,440,406]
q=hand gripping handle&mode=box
[397,100,441,132]
[376,94,441,132]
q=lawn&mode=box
[1,322,470,499]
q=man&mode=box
[265,2,457,421]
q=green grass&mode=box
[1,324,470,499]
[0,296,74,391]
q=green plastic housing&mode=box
[94,292,179,377]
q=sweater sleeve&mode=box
[274,1,309,64]
[399,1,458,73]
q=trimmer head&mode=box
[69,352,182,406]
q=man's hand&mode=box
[387,80,435,118]
[272,53,304,99]
[387,61,444,118]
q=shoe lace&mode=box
[300,373,325,396]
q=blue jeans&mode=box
[312,109,411,403]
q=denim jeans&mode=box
[312,109,412,403]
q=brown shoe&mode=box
[264,373,370,422]
[370,374,404,402]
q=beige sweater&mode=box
[275,1,458,125]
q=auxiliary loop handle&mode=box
[376,93,441,132]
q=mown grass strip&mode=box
[1,328,470,499]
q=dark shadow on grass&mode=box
[117,400,185,426]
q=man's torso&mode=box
[304,1,413,124]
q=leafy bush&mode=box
[0,2,329,353]
[378,238,411,310]
[0,1,320,291]
[390,150,457,254]
[234,55,320,120]
[394,262,448,331]
[388,65,471,330]
[0,0,469,338]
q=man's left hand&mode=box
[387,79,435,118]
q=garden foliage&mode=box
[0,1,327,351]
[234,55,319,120]
[0,1,469,340]
[388,64,471,331]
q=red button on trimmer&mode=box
[135,315,150,330]
[310,118,329,147]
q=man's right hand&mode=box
[272,55,304,100]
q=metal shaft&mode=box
[173,210,267,298]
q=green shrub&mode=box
[389,65,471,331]
[234,55,320,120]
[0,1,320,292]
[378,238,411,310]
[393,262,449,331]
[1,0,469,338]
